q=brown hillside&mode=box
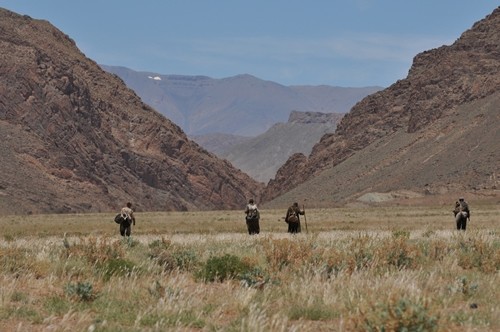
[262,6,500,203]
[265,92,500,208]
[0,8,262,214]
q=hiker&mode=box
[285,202,305,234]
[454,197,470,230]
[244,199,260,235]
[119,202,136,237]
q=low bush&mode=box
[197,254,251,282]
[65,281,96,302]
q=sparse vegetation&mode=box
[0,205,498,331]
[64,281,96,302]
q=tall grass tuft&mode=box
[63,236,125,265]
[261,238,314,272]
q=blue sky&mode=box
[1,1,497,87]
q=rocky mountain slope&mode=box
[101,65,381,136]
[217,111,344,183]
[0,8,262,215]
[263,6,500,205]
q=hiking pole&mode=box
[303,203,308,233]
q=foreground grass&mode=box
[0,205,498,331]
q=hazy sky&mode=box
[1,1,497,87]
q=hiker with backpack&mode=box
[118,202,136,237]
[244,199,260,235]
[454,197,470,230]
[285,202,305,234]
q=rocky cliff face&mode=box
[0,8,262,214]
[263,6,500,202]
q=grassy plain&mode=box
[0,204,499,331]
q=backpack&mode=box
[287,211,299,223]
[114,214,124,224]
[114,213,132,225]
[246,206,259,221]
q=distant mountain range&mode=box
[101,65,382,136]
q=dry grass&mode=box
[0,205,498,331]
[1,203,498,237]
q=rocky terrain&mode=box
[263,6,500,205]
[0,8,262,215]
[101,65,381,136]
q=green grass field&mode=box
[1,205,498,331]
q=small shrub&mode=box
[197,254,249,282]
[65,281,95,302]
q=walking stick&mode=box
[303,203,308,233]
